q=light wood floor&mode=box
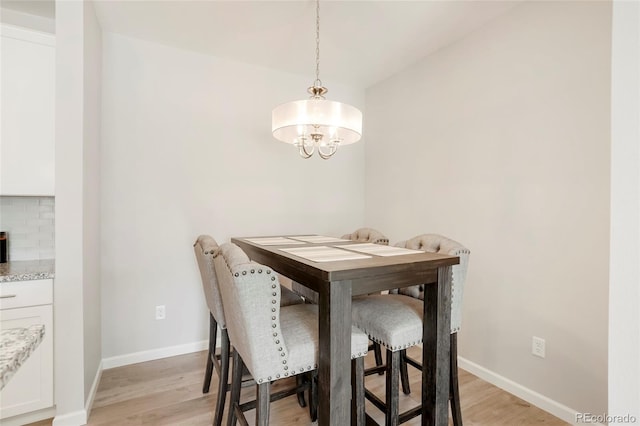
[28,347,568,425]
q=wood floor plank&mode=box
[93,352,207,408]
[25,348,569,426]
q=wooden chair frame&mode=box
[227,350,366,426]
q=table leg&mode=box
[318,279,352,426]
[422,266,451,426]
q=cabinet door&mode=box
[0,304,54,419]
[0,25,55,196]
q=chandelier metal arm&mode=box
[318,143,338,160]
[299,142,314,159]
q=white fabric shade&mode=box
[272,98,362,146]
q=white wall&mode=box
[54,0,86,421]
[609,0,640,423]
[100,33,365,359]
[82,0,102,405]
[364,1,610,419]
[54,0,103,423]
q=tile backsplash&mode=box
[0,196,55,261]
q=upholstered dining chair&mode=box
[342,227,390,245]
[213,242,370,426]
[193,235,305,426]
[351,234,470,426]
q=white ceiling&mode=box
[1,0,54,18]
[92,1,520,88]
[0,0,520,88]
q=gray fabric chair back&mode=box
[394,234,470,333]
[342,227,389,245]
[213,242,289,382]
[194,235,227,329]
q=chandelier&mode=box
[271,0,363,159]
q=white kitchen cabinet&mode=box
[0,25,55,196]
[0,279,54,420]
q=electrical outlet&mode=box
[532,336,545,358]
[155,305,166,320]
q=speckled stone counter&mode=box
[0,324,45,390]
[0,260,55,283]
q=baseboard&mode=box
[102,340,208,370]
[46,363,101,426]
[85,360,103,415]
[52,409,87,426]
[458,357,604,426]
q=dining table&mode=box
[231,235,459,426]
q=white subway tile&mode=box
[39,248,55,259]
[0,196,56,260]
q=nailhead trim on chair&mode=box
[225,258,370,385]
[227,265,299,385]
[354,325,423,352]
[392,236,470,334]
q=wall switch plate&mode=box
[155,305,166,320]
[532,336,545,358]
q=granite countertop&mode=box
[0,324,45,390]
[0,259,55,283]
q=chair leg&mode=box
[373,341,384,374]
[450,333,463,426]
[296,374,307,408]
[213,329,230,426]
[351,357,365,426]
[255,382,271,426]
[399,349,411,395]
[309,371,318,422]
[385,350,400,426]
[203,313,218,394]
[227,350,244,426]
